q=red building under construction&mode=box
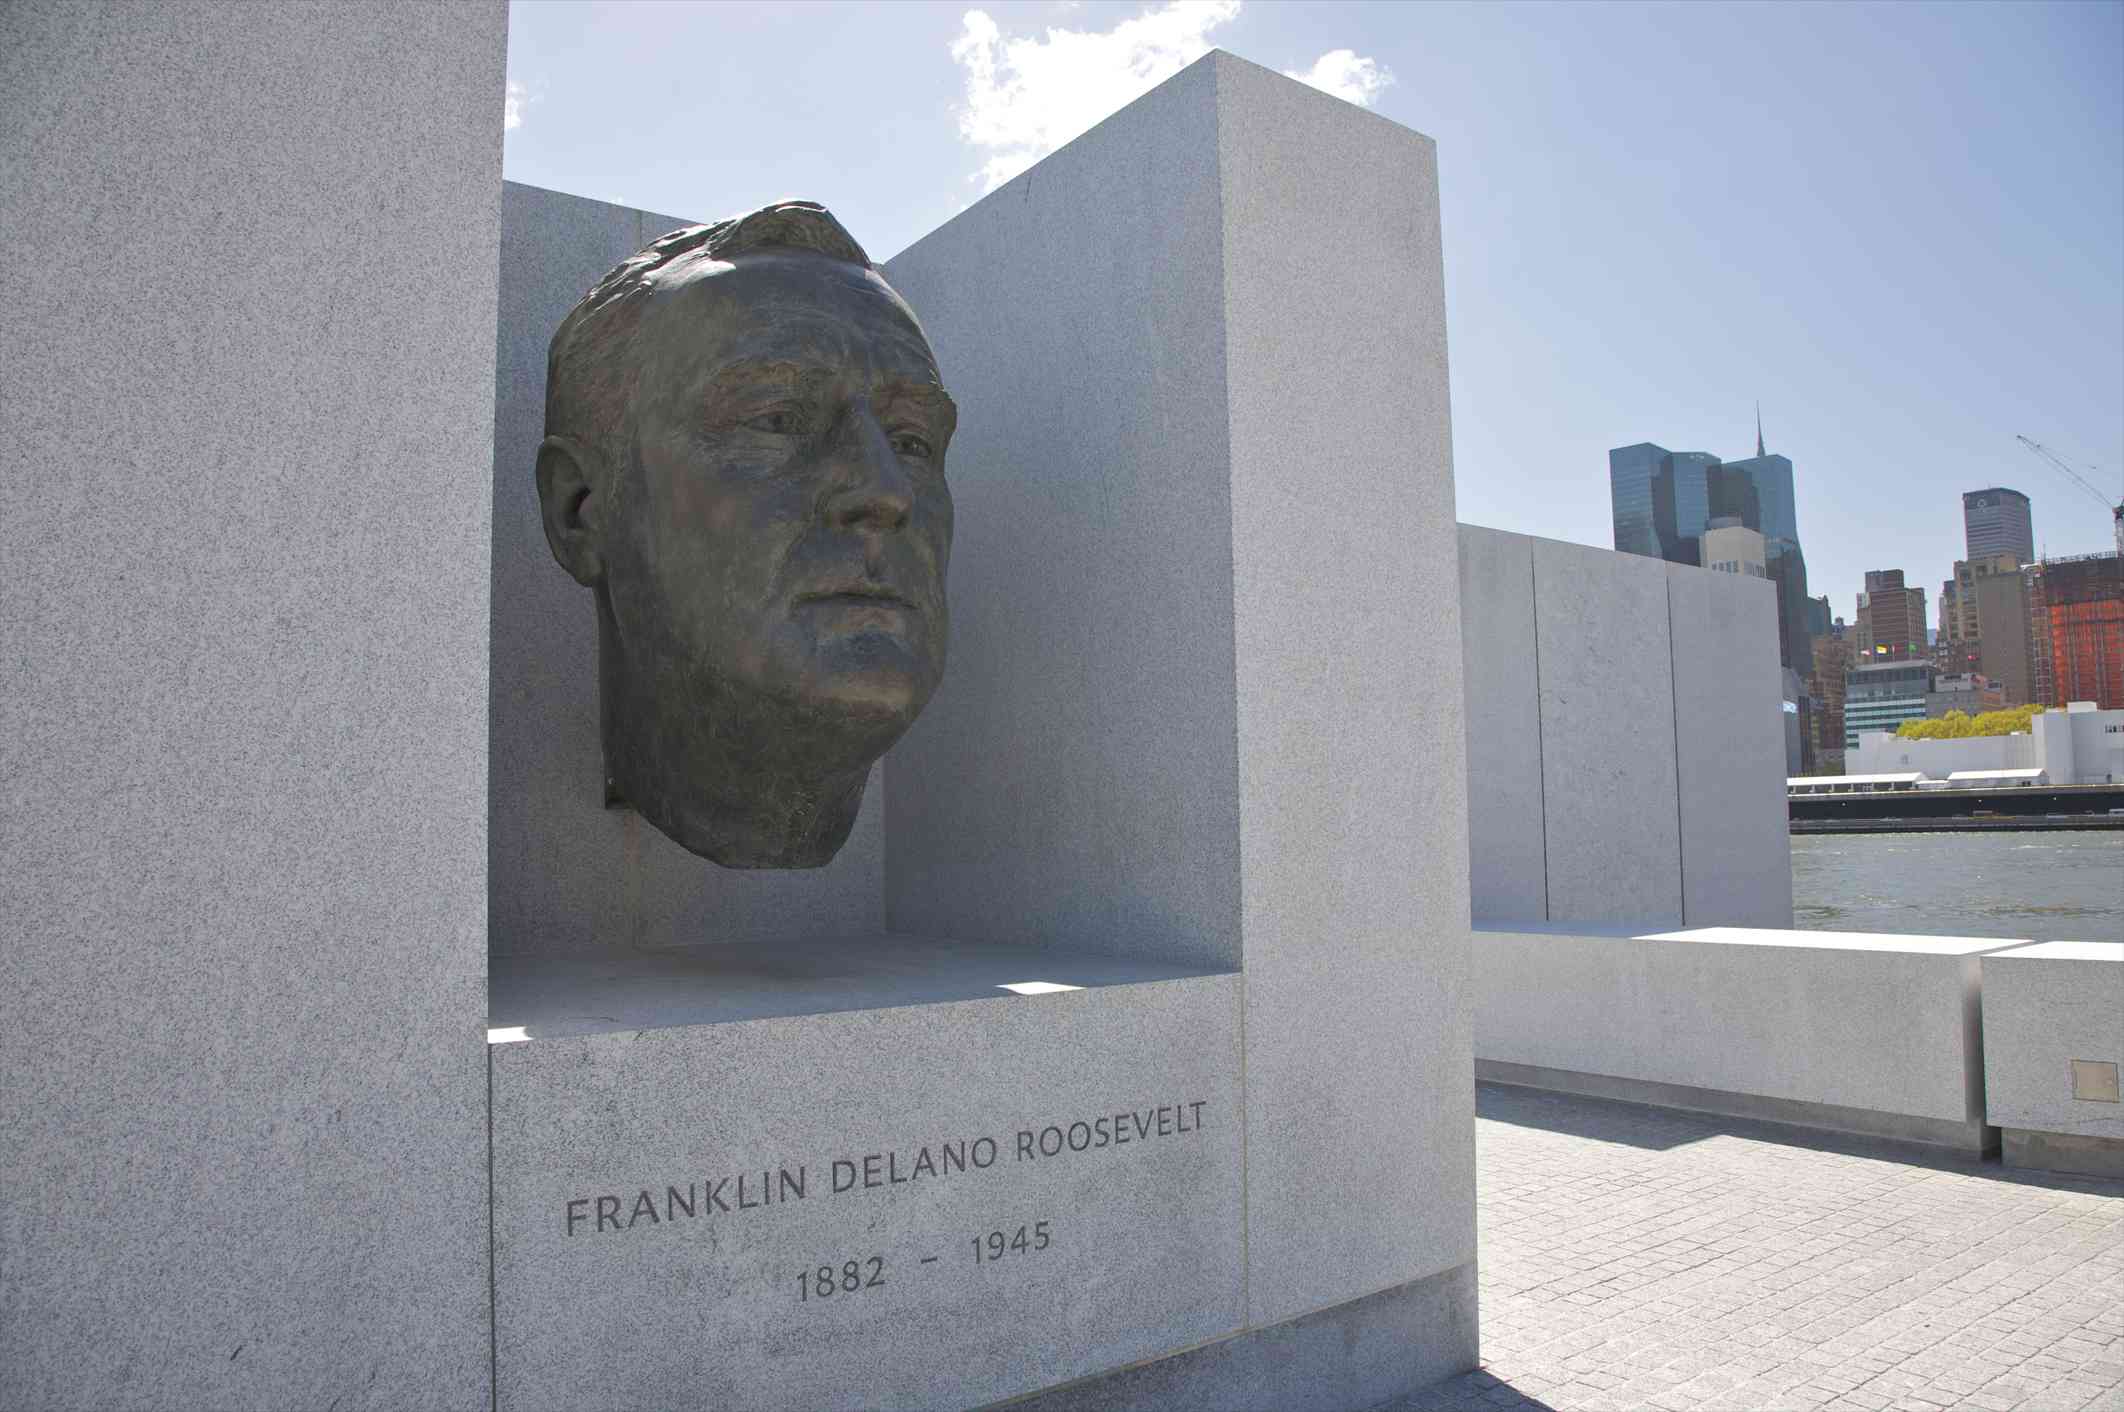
[2030,552,2124,709]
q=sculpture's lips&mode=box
[795,584,919,611]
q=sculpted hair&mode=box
[544,201,875,470]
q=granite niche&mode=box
[486,50,1477,1412]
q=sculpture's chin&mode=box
[799,635,939,724]
[597,618,942,870]
[800,679,929,738]
[652,773,868,870]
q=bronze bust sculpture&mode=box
[536,203,955,868]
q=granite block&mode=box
[1533,537,1684,925]
[490,977,1244,1411]
[1459,525,1549,923]
[488,181,889,957]
[880,54,1240,973]
[889,47,1477,1335]
[1475,925,2013,1128]
[1212,51,1474,1327]
[0,2,503,1406]
[1665,561,1794,927]
[1982,941,2124,1144]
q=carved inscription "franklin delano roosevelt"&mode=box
[562,1096,1211,1240]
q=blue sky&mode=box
[503,0,2123,621]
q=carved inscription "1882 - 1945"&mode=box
[562,1098,1211,1239]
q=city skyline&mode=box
[501,0,2124,615]
[1619,419,2115,631]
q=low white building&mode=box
[1845,702,2124,786]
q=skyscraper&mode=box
[1804,594,1832,639]
[1963,488,2035,564]
[1608,444,1754,567]
[1808,625,1851,770]
[1609,419,1813,768]
[1855,570,1927,662]
[1721,416,1813,679]
[1608,442,1665,561]
[1938,553,2033,704]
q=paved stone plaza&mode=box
[1396,1085,2124,1412]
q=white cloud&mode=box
[1281,49,1392,108]
[504,79,527,132]
[950,1,1241,192]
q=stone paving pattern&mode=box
[1391,1085,2124,1412]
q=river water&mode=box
[1790,831,2124,942]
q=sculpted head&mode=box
[537,203,955,868]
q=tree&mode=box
[1896,704,2043,740]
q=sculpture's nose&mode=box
[824,399,912,533]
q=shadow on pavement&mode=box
[1476,1081,2124,1198]
[1474,1082,1714,1152]
[1380,1366,1561,1410]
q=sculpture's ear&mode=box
[535,434,606,586]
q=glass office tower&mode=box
[1724,454,1796,545]
[1611,437,1815,769]
[1609,444,1758,568]
[1609,443,1666,560]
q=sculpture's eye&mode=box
[891,431,934,459]
[742,407,806,435]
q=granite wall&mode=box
[1460,525,1794,930]
[0,2,505,1406]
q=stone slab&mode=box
[1982,940,2124,1144]
[1001,1260,1479,1412]
[1459,526,1548,923]
[1532,538,1684,925]
[1666,561,1794,927]
[489,180,886,957]
[1474,925,2016,1126]
[489,933,1229,1037]
[1213,50,1474,1329]
[879,48,1240,975]
[0,3,503,1408]
[490,977,1244,1411]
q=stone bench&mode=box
[1473,923,2022,1153]
[1981,941,2124,1179]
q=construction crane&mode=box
[2016,434,2124,558]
